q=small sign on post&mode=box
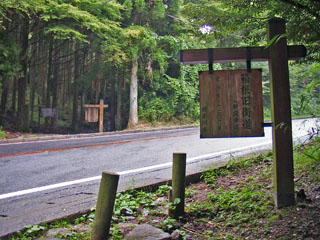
[40,107,58,118]
[200,69,264,138]
[84,99,108,133]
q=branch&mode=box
[279,0,320,19]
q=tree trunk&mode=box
[127,56,139,127]
[110,73,116,131]
[51,48,59,129]
[72,42,80,131]
[11,76,17,113]
[17,17,29,131]
[116,71,124,130]
[45,39,53,130]
[0,78,9,114]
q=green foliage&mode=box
[290,63,320,116]
[294,137,320,182]
[0,33,21,79]
[113,189,157,220]
[139,95,174,122]
[157,217,180,231]
[44,25,89,42]
[123,0,133,19]
[134,0,146,13]
[202,153,272,187]
[41,0,122,41]
[11,224,48,240]
[207,185,273,225]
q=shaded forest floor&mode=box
[9,138,320,240]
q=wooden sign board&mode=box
[85,108,99,122]
[200,69,264,138]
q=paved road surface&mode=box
[0,118,318,237]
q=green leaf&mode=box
[174,197,181,205]
[265,33,288,49]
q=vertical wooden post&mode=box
[267,18,295,208]
[91,172,119,240]
[171,153,186,218]
[99,99,104,133]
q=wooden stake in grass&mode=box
[171,153,186,218]
[91,172,119,240]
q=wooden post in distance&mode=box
[84,99,108,133]
[98,99,105,133]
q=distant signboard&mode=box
[40,107,58,118]
[85,107,99,122]
[199,69,264,138]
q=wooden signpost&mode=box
[84,99,108,133]
[180,18,306,208]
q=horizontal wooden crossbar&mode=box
[179,45,306,64]
[84,104,108,108]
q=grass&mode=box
[8,137,320,240]
[0,126,6,139]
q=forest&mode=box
[0,0,319,134]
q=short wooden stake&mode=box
[171,153,186,218]
[91,172,119,240]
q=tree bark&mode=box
[0,78,9,114]
[72,42,80,131]
[127,56,139,127]
[17,17,29,131]
[51,47,59,129]
[115,71,123,130]
[110,73,116,131]
[44,39,53,130]
[11,76,17,113]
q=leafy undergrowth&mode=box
[10,139,320,240]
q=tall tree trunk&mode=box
[127,56,139,127]
[1,14,11,116]
[29,70,36,123]
[51,49,59,129]
[17,17,29,131]
[29,35,39,123]
[110,73,116,131]
[11,76,17,113]
[0,78,9,114]
[45,39,53,130]
[72,42,80,131]
[116,70,124,130]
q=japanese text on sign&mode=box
[199,69,264,138]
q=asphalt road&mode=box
[0,118,318,237]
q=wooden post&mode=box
[267,18,295,208]
[91,172,119,240]
[171,153,186,218]
[99,99,104,133]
